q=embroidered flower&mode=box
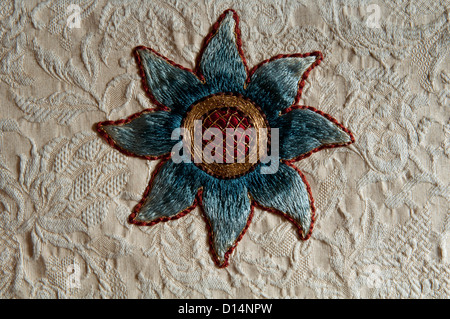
[96,9,354,267]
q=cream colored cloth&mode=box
[0,0,449,298]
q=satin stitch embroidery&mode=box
[96,9,355,267]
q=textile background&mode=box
[0,0,449,298]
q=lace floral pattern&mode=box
[0,0,448,298]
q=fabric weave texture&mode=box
[97,9,353,268]
[0,0,448,298]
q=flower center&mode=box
[202,107,253,161]
[182,94,268,179]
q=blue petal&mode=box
[246,56,319,121]
[201,177,251,266]
[199,11,247,94]
[100,110,182,158]
[274,108,352,160]
[247,163,313,238]
[134,161,202,222]
[136,47,207,114]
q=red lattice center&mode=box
[182,94,267,179]
[202,107,254,162]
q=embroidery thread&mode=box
[96,9,355,268]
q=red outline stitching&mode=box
[195,9,249,82]
[197,192,255,268]
[96,109,172,161]
[282,105,355,163]
[95,9,355,268]
[252,161,316,240]
[246,51,323,98]
[127,155,201,226]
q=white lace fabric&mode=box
[0,0,449,298]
